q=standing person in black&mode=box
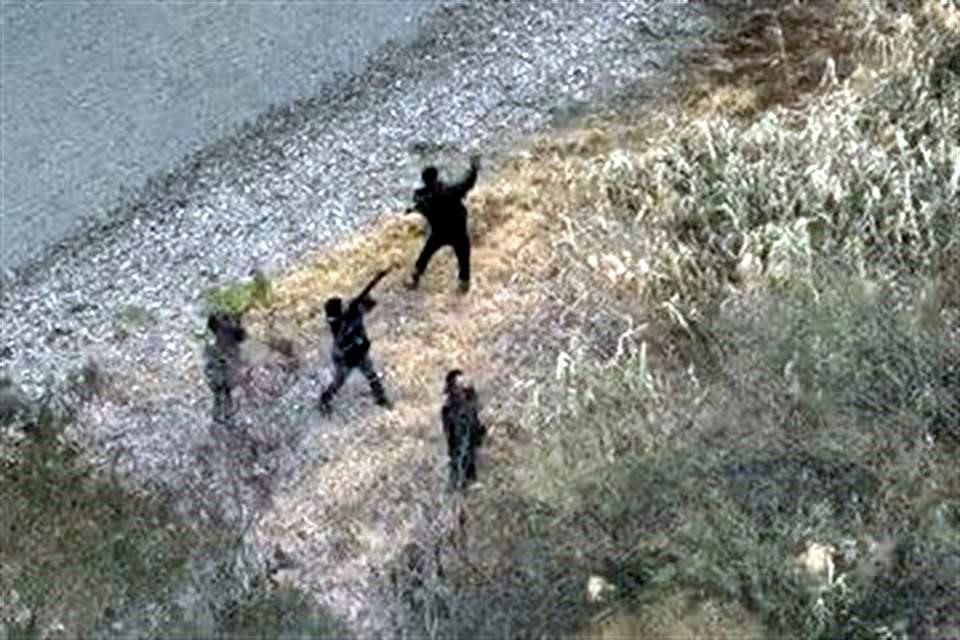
[441,369,486,492]
[405,155,481,294]
[319,268,393,414]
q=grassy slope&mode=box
[0,404,215,636]
[237,1,959,637]
[3,1,958,638]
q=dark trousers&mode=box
[414,231,470,283]
[211,387,234,425]
[320,355,388,407]
[448,440,478,491]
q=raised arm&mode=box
[445,155,481,200]
[348,267,392,313]
[356,268,391,301]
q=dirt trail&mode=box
[57,206,542,633]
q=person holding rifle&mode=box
[319,267,394,414]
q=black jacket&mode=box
[328,299,374,365]
[411,164,479,235]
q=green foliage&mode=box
[588,13,960,330]
[170,586,353,640]
[469,267,960,639]
[484,24,960,636]
[1,398,351,638]
[830,530,960,639]
[0,402,218,637]
[520,345,667,508]
[204,270,273,316]
[223,587,351,640]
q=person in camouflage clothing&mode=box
[319,268,392,414]
[203,311,248,425]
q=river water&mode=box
[0,0,449,273]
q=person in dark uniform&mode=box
[441,369,486,491]
[405,155,481,294]
[319,268,393,414]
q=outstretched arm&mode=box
[346,268,391,315]
[358,296,378,313]
[355,268,391,301]
[446,155,481,200]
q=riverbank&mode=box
[1,1,710,394]
[7,0,957,636]
[1,2,719,636]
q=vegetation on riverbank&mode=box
[2,1,957,638]
[377,1,959,637]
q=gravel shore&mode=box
[2,1,711,398]
[0,0,717,506]
[1,0,718,633]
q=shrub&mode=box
[0,400,216,637]
[502,269,958,638]
[170,586,353,640]
[571,6,960,332]
[204,269,273,316]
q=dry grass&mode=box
[10,0,957,637]
[235,2,960,636]
[575,597,765,640]
[243,119,621,408]
[687,1,857,115]
[241,120,606,633]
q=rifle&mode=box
[348,267,392,312]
